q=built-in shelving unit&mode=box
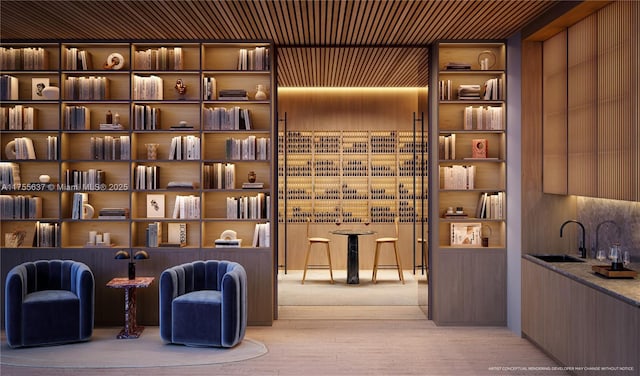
[278,130,426,225]
[1,41,276,325]
[430,41,507,325]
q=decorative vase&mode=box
[248,171,257,183]
[255,85,267,100]
[41,86,59,100]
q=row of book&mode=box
[64,76,109,100]
[64,105,90,130]
[225,136,270,160]
[0,194,43,219]
[168,135,200,160]
[438,79,504,101]
[172,194,200,219]
[203,106,252,130]
[133,104,161,130]
[134,165,160,190]
[65,169,105,191]
[33,221,60,247]
[475,191,505,219]
[1,105,37,130]
[463,105,504,130]
[90,136,130,160]
[0,162,20,187]
[203,77,217,100]
[1,47,49,70]
[0,75,19,101]
[133,75,163,100]
[226,193,270,219]
[7,137,37,159]
[203,162,235,189]
[238,47,270,71]
[135,47,183,71]
[439,134,456,160]
[441,165,476,190]
[71,192,89,219]
[63,47,92,70]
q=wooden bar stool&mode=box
[302,217,334,284]
[372,217,404,284]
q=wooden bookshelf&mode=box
[1,41,276,325]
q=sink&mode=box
[531,254,585,263]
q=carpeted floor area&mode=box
[0,327,267,369]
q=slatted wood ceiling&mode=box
[0,0,558,87]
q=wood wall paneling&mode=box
[542,31,568,195]
[568,15,598,197]
[597,1,639,201]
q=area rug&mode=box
[278,269,422,306]
[0,327,267,369]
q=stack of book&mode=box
[214,238,242,247]
[457,84,482,100]
[98,207,129,219]
[218,89,248,101]
[445,62,471,70]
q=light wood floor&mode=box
[1,306,566,376]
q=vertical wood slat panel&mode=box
[598,1,638,201]
[567,14,598,197]
[542,31,568,195]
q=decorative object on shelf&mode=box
[105,110,113,124]
[4,231,26,248]
[104,52,124,70]
[31,78,49,100]
[41,85,59,100]
[175,79,187,98]
[481,224,492,247]
[248,170,257,183]
[478,50,496,70]
[82,203,95,219]
[450,222,482,246]
[215,229,242,247]
[145,143,159,160]
[255,84,268,100]
[146,194,165,218]
[114,249,150,280]
[87,230,112,247]
[472,139,488,158]
[38,174,50,183]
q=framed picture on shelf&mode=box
[146,194,165,218]
[31,78,49,100]
[450,222,482,246]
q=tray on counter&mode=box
[592,265,638,279]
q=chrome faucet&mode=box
[595,220,622,257]
[560,220,587,258]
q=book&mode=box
[450,222,482,246]
[167,222,187,246]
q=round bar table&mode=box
[330,229,376,284]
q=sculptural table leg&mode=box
[346,234,360,284]
[117,286,144,339]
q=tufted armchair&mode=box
[5,259,95,348]
[159,260,247,348]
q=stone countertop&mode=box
[523,254,640,308]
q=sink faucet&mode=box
[560,220,587,258]
[595,220,621,256]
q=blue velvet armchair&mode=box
[5,259,95,348]
[159,260,247,348]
